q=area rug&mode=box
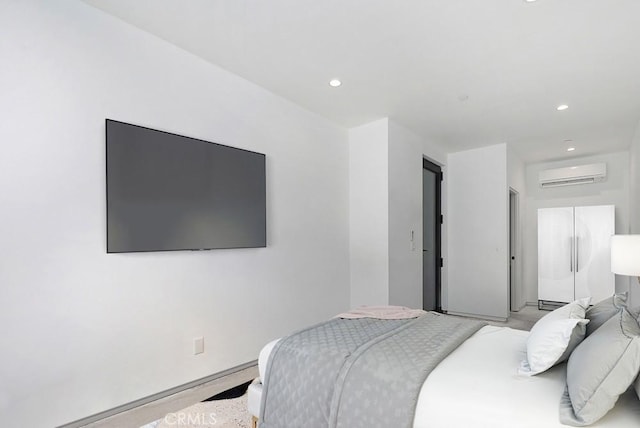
[141,393,251,428]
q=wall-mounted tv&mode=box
[106,119,266,253]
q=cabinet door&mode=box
[574,205,615,302]
[538,207,575,303]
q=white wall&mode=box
[349,119,448,309]
[629,121,640,307]
[0,2,350,426]
[508,148,527,310]
[349,119,390,306]
[631,121,640,234]
[388,121,427,307]
[447,144,509,320]
[523,151,630,305]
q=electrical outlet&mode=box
[193,336,204,355]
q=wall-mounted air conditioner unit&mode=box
[539,163,607,188]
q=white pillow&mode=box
[519,297,590,376]
[633,307,640,400]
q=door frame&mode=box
[423,158,442,312]
[509,188,520,312]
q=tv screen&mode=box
[106,119,266,253]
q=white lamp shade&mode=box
[611,235,640,276]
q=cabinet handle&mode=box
[576,237,579,272]
[570,237,573,272]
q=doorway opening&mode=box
[423,158,442,312]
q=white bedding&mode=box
[414,325,640,427]
[257,325,640,427]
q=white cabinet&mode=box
[538,205,615,307]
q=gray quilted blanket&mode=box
[259,312,486,428]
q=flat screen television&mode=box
[106,119,266,253]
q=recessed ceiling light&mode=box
[567,147,576,152]
[329,79,342,87]
[557,104,569,111]
[524,0,538,2]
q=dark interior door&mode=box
[423,158,442,312]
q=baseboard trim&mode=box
[58,360,258,428]
[511,303,527,312]
[446,310,507,323]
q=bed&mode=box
[247,305,640,428]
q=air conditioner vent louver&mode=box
[540,177,596,188]
[539,163,606,188]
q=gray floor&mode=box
[493,305,547,330]
[447,304,546,331]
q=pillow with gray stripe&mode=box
[585,292,628,336]
[634,306,640,401]
[560,307,640,426]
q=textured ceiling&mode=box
[82,0,640,163]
